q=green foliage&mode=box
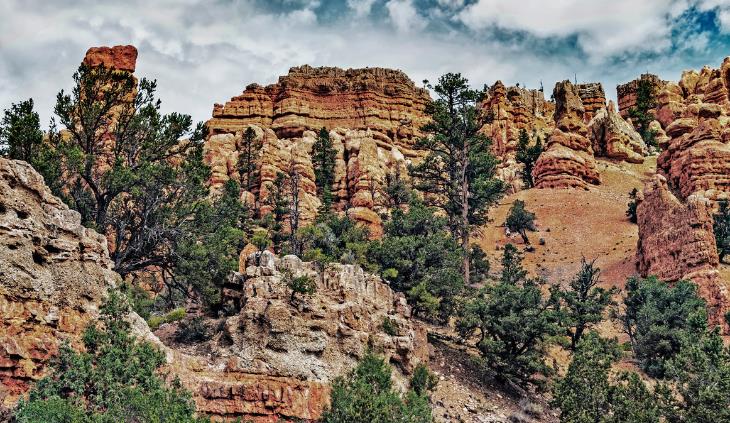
[381,317,399,336]
[505,199,536,244]
[383,170,412,209]
[628,79,658,148]
[457,244,560,386]
[312,127,337,212]
[626,188,639,224]
[237,127,262,194]
[148,307,187,331]
[664,328,730,423]
[714,199,729,263]
[557,258,616,350]
[368,198,464,320]
[410,364,438,395]
[251,229,270,252]
[287,274,316,302]
[299,214,370,268]
[262,172,290,253]
[14,292,203,422]
[320,352,433,423]
[120,282,155,320]
[619,276,707,378]
[410,73,505,284]
[515,129,543,188]
[553,332,660,423]
[175,316,209,344]
[0,98,43,162]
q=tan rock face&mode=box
[588,101,646,163]
[576,82,607,123]
[636,175,729,329]
[532,80,601,189]
[82,45,138,72]
[0,159,118,406]
[205,66,425,230]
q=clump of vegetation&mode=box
[175,316,209,344]
[320,352,432,423]
[409,364,438,395]
[312,127,337,213]
[287,274,316,302]
[148,307,187,331]
[618,276,707,378]
[299,214,371,268]
[457,244,560,387]
[0,98,43,163]
[515,129,543,188]
[237,126,263,196]
[626,188,639,223]
[381,316,399,336]
[714,199,729,263]
[14,292,203,422]
[628,78,658,148]
[505,199,536,244]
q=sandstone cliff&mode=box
[532,80,601,189]
[588,100,647,163]
[0,158,119,406]
[576,82,606,123]
[636,175,729,329]
[616,73,667,119]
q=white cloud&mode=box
[347,0,377,17]
[386,0,427,32]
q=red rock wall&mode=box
[576,82,606,123]
[83,45,138,72]
[616,73,667,119]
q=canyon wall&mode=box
[616,73,667,119]
[587,100,647,163]
[576,82,606,123]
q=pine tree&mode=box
[0,98,43,162]
[505,199,536,244]
[714,199,729,263]
[312,127,337,212]
[515,129,543,188]
[410,73,505,284]
[237,126,262,196]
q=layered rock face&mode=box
[82,45,138,72]
[576,82,606,123]
[616,73,667,119]
[205,66,428,231]
[0,159,118,406]
[178,251,427,421]
[636,175,729,329]
[588,101,647,163]
[532,80,601,189]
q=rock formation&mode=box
[205,66,428,231]
[635,175,729,329]
[0,158,119,406]
[576,82,606,123]
[588,101,647,163]
[616,73,667,119]
[532,80,601,189]
[82,45,138,72]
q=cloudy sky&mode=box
[2,0,730,126]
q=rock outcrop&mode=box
[82,45,138,72]
[532,80,601,189]
[576,82,607,123]
[636,175,729,329]
[588,101,647,163]
[616,73,667,119]
[205,66,428,231]
[0,158,119,406]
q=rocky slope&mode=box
[0,158,119,407]
[532,80,601,189]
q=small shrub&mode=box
[175,316,209,344]
[410,364,438,395]
[288,274,316,302]
[626,188,639,223]
[148,307,186,331]
[381,317,399,336]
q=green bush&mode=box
[148,307,186,331]
[288,274,316,302]
[410,364,438,395]
[320,352,432,423]
[381,317,399,336]
[14,292,204,422]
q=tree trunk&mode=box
[461,156,470,285]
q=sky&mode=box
[2,0,730,126]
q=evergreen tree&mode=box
[0,98,43,162]
[237,126,262,196]
[368,197,464,320]
[410,73,505,284]
[559,258,616,350]
[714,199,729,263]
[626,188,639,224]
[15,292,203,422]
[515,129,543,188]
[505,199,536,244]
[457,244,560,386]
[628,79,658,148]
[320,352,432,423]
[619,276,708,378]
[263,172,290,253]
[312,127,337,212]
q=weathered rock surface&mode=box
[82,45,138,72]
[205,66,426,230]
[616,73,667,119]
[576,82,607,123]
[588,101,646,163]
[0,158,119,406]
[636,175,729,329]
[532,80,601,189]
